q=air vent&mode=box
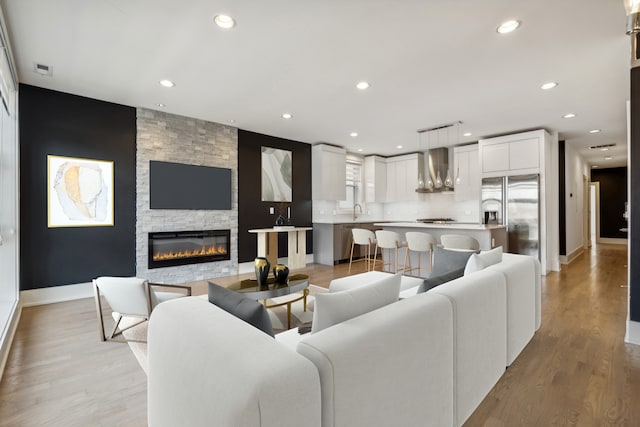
[588,143,615,150]
[33,62,52,77]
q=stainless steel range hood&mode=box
[417,147,453,193]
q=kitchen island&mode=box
[374,222,507,277]
[374,222,507,251]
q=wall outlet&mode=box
[332,210,337,215]
[269,207,274,215]
[320,210,325,215]
[367,210,371,215]
[464,210,471,215]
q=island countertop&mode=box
[373,222,506,230]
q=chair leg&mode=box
[372,244,379,271]
[403,247,409,275]
[348,240,355,274]
[93,283,106,342]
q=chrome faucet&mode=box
[353,203,363,221]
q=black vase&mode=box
[273,264,290,284]
[275,215,286,226]
[254,257,270,288]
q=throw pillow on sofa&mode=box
[208,282,275,337]
[417,266,466,293]
[311,273,401,333]
[463,246,503,276]
[431,246,478,277]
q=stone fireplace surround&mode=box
[136,108,238,284]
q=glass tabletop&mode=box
[224,274,309,300]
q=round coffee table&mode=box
[226,274,310,329]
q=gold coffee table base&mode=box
[263,288,309,329]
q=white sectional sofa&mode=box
[148,252,540,427]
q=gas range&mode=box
[416,218,455,224]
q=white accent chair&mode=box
[403,231,437,276]
[374,230,407,273]
[348,228,378,273]
[93,276,191,343]
[440,234,480,251]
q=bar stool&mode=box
[403,232,437,277]
[374,230,407,273]
[440,234,480,251]
[349,228,377,274]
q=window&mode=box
[338,159,363,211]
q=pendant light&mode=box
[417,132,425,189]
[454,123,461,186]
[434,128,443,188]
[426,130,434,189]
[444,126,454,188]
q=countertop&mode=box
[374,222,507,230]
[312,220,385,225]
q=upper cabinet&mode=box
[386,153,424,202]
[479,131,543,177]
[364,155,387,203]
[453,144,480,201]
[312,144,346,200]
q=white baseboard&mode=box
[20,282,94,307]
[238,254,315,275]
[560,247,584,265]
[625,320,640,346]
[598,238,628,245]
[0,300,21,384]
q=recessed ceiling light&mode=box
[589,129,601,134]
[159,79,175,88]
[396,145,403,149]
[356,81,370,90]
[541,82,558,90]
[562,113,576,119]
[357,148,364,152]
[214,14,235,29]
[463,132,472,137]
[281,113,292,119]
[350,132,358,137]
[157,103,165,107]
[604,156,613,160]
[228,119,236,123]
[592,165,599,168]
[600,147,609,151]
[497,20,520,34]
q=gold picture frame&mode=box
[47,155,114,228]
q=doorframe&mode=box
[590,181,601,245]
[584,175,589,250]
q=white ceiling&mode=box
[2,0,631,168]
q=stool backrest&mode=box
[440,234,480,251]
[405,232,437,252]
[352,228,376,245]
[375,230,402,249]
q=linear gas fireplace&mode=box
[148,229,231,269]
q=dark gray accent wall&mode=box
[19,84,136,290]
[237,130,312,263]
[590,167,628,239]
[630,67,640,323]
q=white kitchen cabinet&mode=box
[479,132,542,177]
[364,155,387,203]
[312,144,346,200]
[386,153,424,201]
[453,144,480,201]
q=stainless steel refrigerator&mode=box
[481,174,540,259]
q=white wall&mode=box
[564,142,590,258]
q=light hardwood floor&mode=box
[0,244,638,426]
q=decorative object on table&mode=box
[254,257,270,287]
[261,146,292,202]
[273,264,290,284]
[274,202,292,227]
[47,155,114,227]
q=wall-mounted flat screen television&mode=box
[149,161,232,210]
